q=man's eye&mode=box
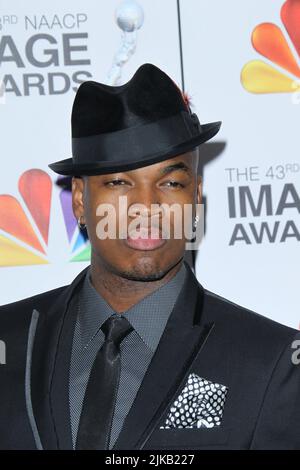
[105,179,127,186]
[163,181,184,188]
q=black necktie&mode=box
[75,314,134,450]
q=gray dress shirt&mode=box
[69,262,187,449]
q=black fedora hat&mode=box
[48,63,221,176]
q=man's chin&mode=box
[116,258,170,282]
[115,255,183,282]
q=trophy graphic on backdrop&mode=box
[107,0,144,85]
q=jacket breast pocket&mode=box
[144,425,231,450]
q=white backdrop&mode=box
[0,0,299,329]
[180,0,300,327]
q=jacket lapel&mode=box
[113,261,214,450]
[49,287,79,449]
[29,266,89,449]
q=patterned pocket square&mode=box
[160,373,228,429]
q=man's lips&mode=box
[125,227,167,251]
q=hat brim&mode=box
[48,121,221,176]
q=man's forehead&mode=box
[83,151,197,181]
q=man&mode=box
[0,63,299,450]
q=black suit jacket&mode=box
[0,260,300,450]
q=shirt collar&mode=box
[78,262,187,353]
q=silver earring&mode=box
[77,217,86,230]
[193,214,199,228]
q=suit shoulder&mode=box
[202,288,297,342]
[0,285,68,317]
[0,266,89,317]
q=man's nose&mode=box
[127,185,162,219]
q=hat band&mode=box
[72,111,201,164]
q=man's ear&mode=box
[72,176,85,222]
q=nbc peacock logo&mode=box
[241,0,300,93]
[0,169,91,267]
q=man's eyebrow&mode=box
[159,161,191,176]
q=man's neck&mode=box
[89,258,183,313]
